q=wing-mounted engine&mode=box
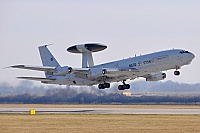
[87,68,119,78]
[87,68,105,78]
[102,68,120,74]
[53,66,72,76]
[146,72,166,81]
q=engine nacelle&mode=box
[87,68,104,78]
[146,72,166,81]
[102,69,107,75]
[53,66,72,76]
[87,68,118,78]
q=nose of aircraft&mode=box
[187,52,195,65]
[190,52,195,60]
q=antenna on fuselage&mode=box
[67,43,107,68]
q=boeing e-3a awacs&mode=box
[10,43,195,90]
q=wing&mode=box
[17,77,56,82]
[9,65,56,72]
[72,67,138,83]
[104,67,139,76]
[100,68,138,82]
[71,68,90,79]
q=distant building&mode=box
[122,91,131,97]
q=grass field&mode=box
[0,104,200,133]
[0,114,200,133]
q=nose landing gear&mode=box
[174,66,181,76]
[174,70,180,76]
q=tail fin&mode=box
[38,45,61,68]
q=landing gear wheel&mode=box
[105,83,110,88]
[103,83,107,88]
[174,71,180,76]
[118,84,130,90]
[126,84,130,89]
[98,83,110,89]
[118,85,123,90]
[123,85,127,89]
[98,84,103,89]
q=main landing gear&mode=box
[118,80,130,90]
[98,80,131,90]
[98,83,110,89]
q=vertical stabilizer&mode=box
[38,45,61,67]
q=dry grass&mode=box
[1,104,200,132]
[0,104,200,109]
[0,114,200,133]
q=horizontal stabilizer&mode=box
[17,77,56,82]
[10,65,56,72]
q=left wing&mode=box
[9,65,56,72]
[103,67,139,76]
[9,65,139,84]
[71,67,138,83]
[100,68,138,82]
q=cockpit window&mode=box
[180,50,189,54]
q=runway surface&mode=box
[0,108,200,114]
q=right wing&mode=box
[17,77,56,82]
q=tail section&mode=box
[39,45,61,78]
[38,45,61,68]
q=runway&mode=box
[0,108,200,114]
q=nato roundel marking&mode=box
[50,57,53,61]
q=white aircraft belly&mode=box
[50,77,96,86]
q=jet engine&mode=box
[87,68,105,78]
[146,72,166,81]
[53,66,72,76]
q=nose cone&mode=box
[191,53,195,60]
[189,52,195,61]
[186,52,195,65]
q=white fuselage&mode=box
[49,49,195,86]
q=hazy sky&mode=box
[0,0,200,86]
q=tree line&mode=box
[0,88,200,104]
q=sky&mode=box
[0,0,200,86]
